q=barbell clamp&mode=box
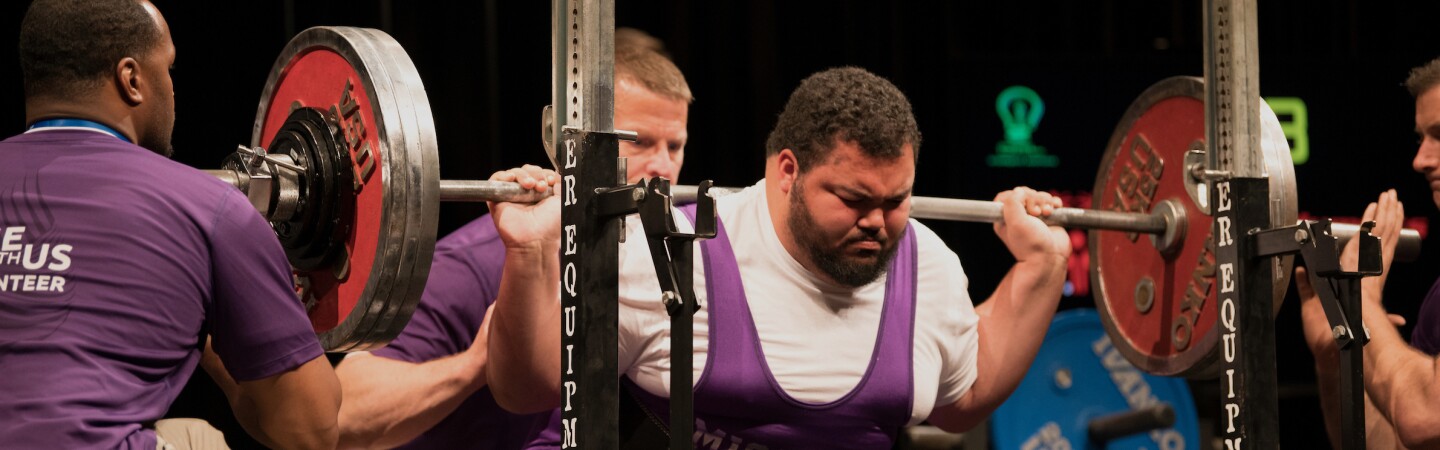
[235,144,308,174]
[1187,163,1231,182]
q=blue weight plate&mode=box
[990,308,1199,450]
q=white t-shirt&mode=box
[617,180,980,425]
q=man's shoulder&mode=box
[707,180,766,225]
[909,219,970,303]
[124,156,250,225]
[907,220,958,258]
[5,131,246,223]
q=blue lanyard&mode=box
[28,119,131,143]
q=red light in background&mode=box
[1049,190,1093,297]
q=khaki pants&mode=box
[154,418,230,450]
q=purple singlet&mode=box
[533,204,918,449]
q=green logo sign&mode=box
[989,85,1058,168]
[1264,96,1309,165]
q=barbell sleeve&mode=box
[206,169,246,191]
[1329,222,1423,263]
[1087,404,1176,442]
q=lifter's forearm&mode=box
[335,351,484,449]
[931,254,1066,432]
[970,255,1067,404]
[487,245,562,414]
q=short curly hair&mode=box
[19,0,162,100]
[765,67,921,171]
[1406,58,1440,98]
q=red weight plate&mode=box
[1090,76,1295,378]
[253,27,439,352]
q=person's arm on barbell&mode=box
[202,343,341,450]
[333,310,492,449]
[485,165,564,414]
[928,188,1070,432]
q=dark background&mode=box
[4,0,1440,448]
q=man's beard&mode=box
[786,181,901,288]
[139,106,175,158]
[143,141,174,158]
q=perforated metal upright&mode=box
[1205,0,1281,447]
[554,0,621,448]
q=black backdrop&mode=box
[4,1,1440,448]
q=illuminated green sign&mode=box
[1265,96,1309,165]
[989,85,1058,168]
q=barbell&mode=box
[207,27,1420,373]
[670,187,1420,260]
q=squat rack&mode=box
[552,1,1373,448]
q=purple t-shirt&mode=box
[370,214,550,448]
[0,130,323,449]
[1409,276,1440,355]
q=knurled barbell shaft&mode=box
[670,184,1423,261]
[431,180,1169,235]
[909,195,1170,234]
[438,179,552,203]
[670,185,1170,235]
